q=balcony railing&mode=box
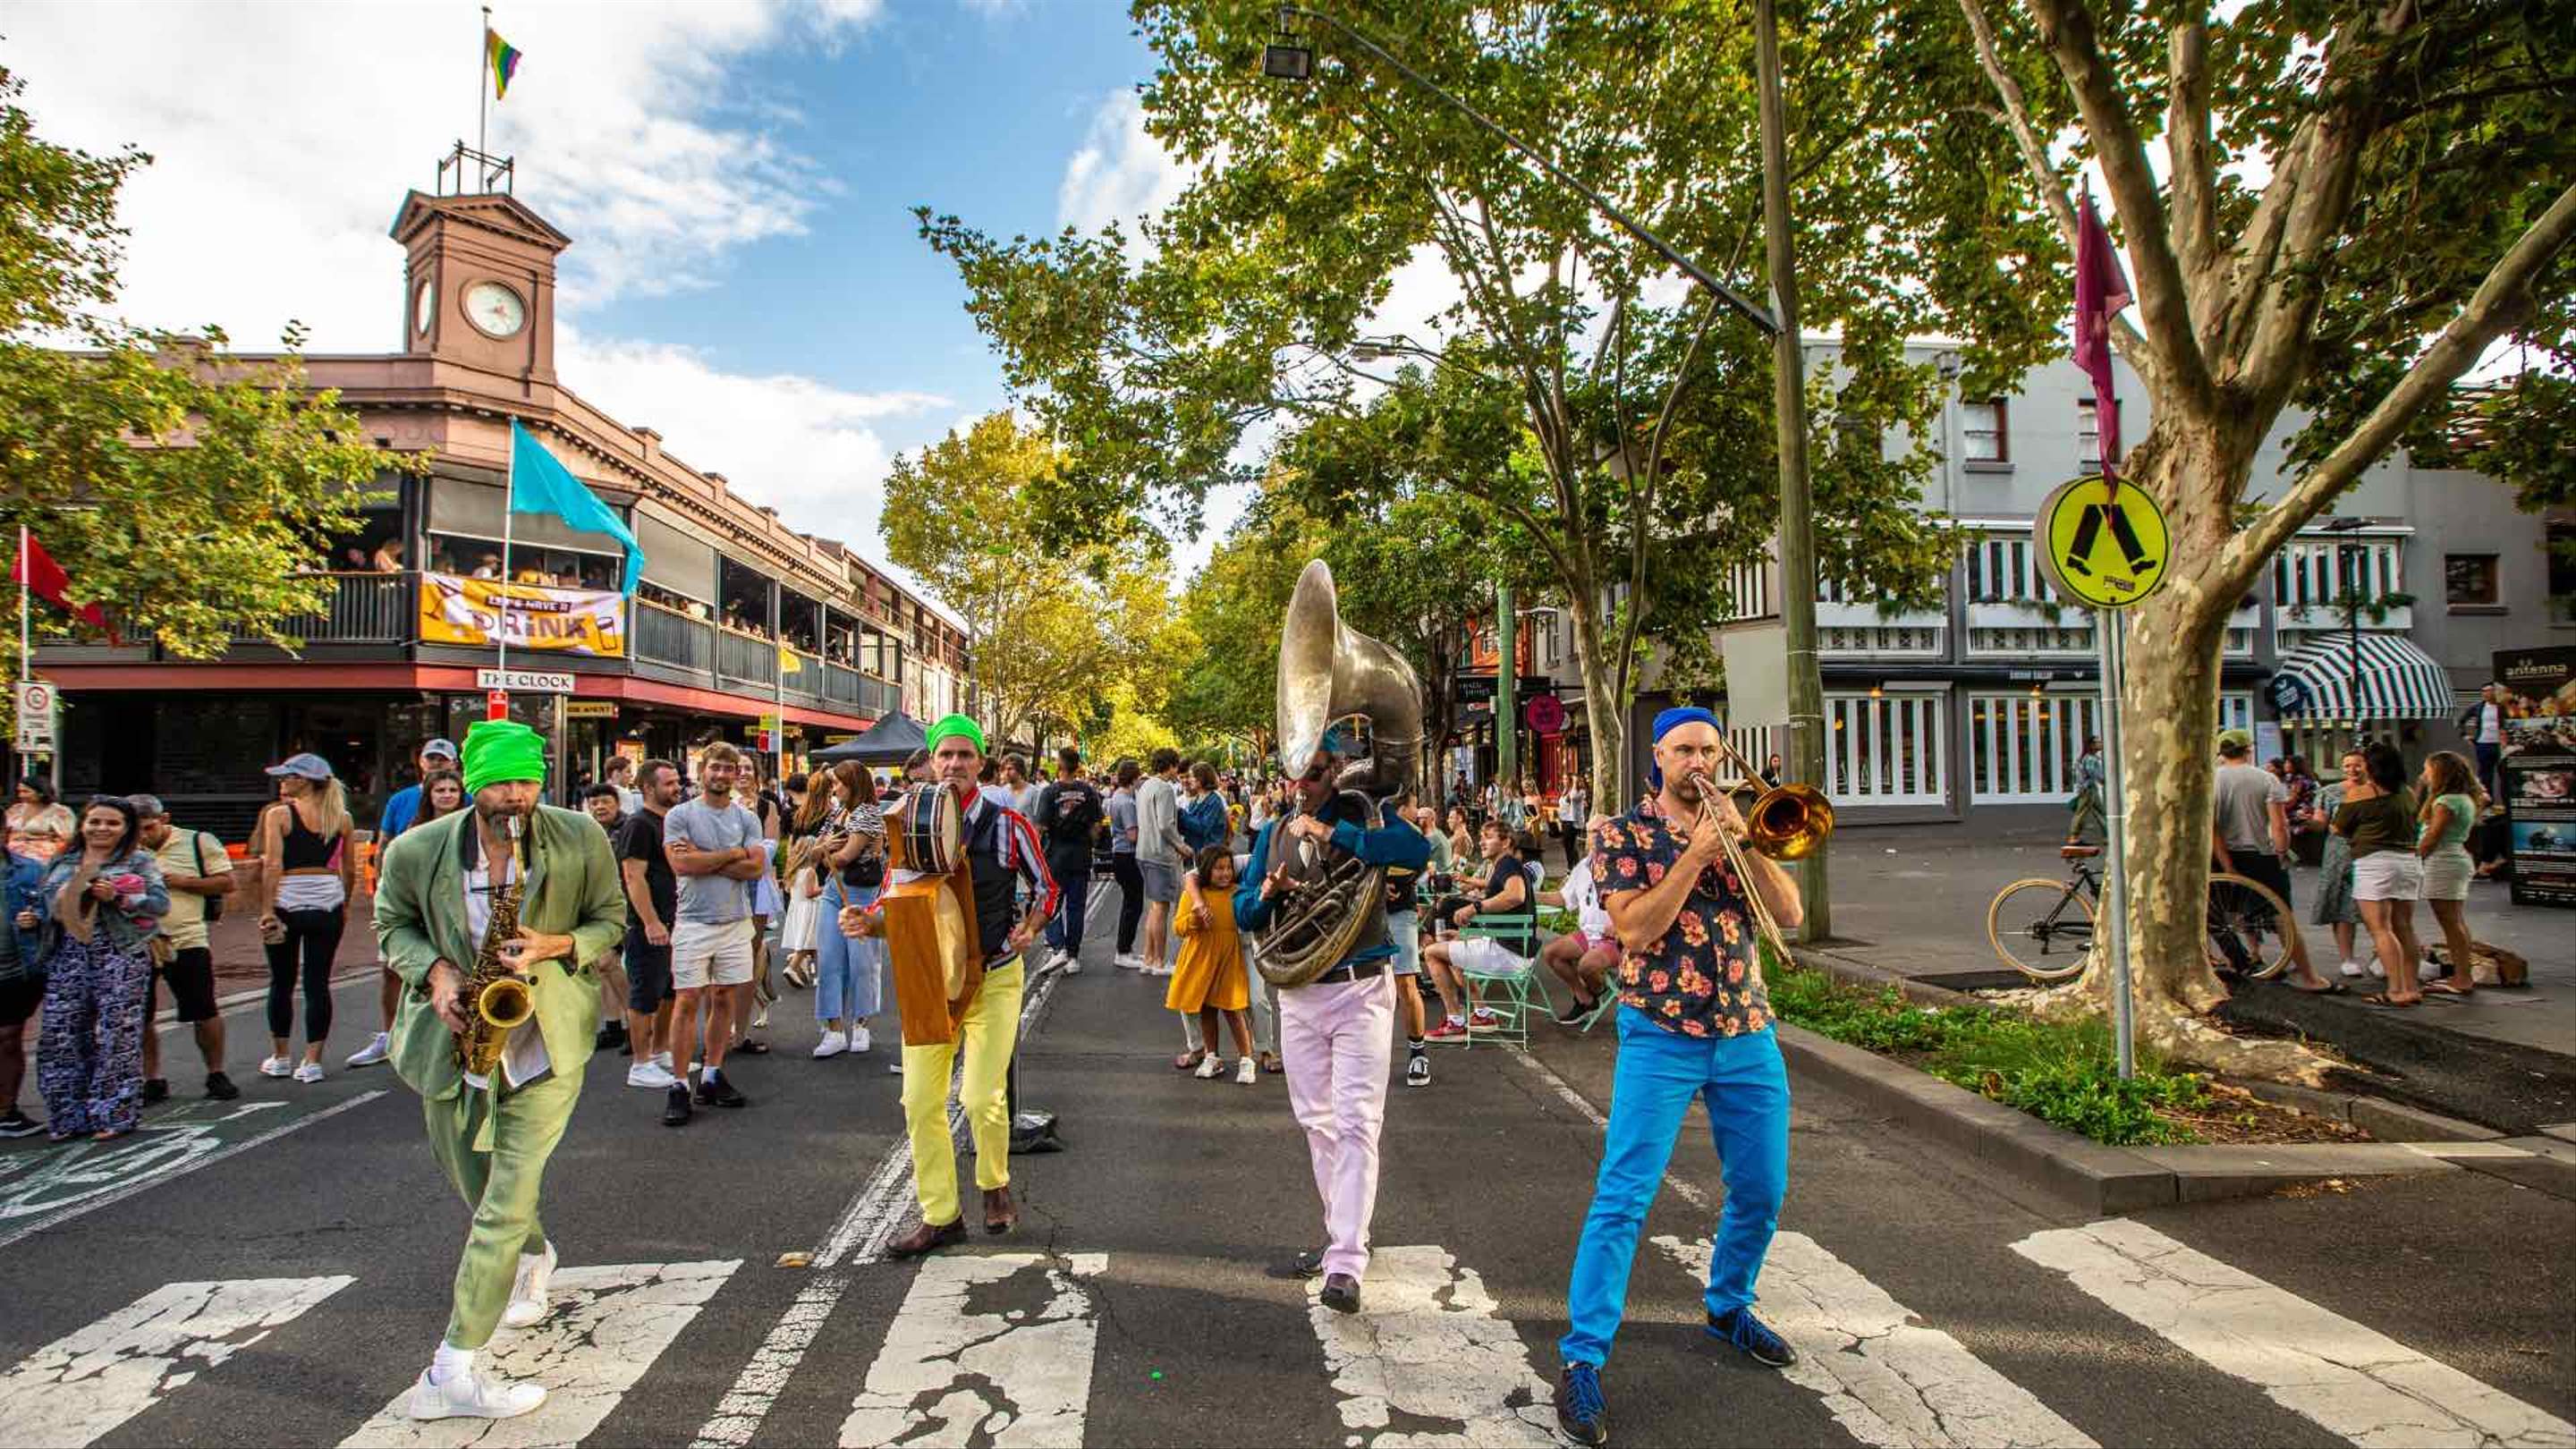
[715,624,777,691]
[634,597,714,673]
[233,571,414,645]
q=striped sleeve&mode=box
[999,806,1059,922]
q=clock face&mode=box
[412,280,435,335]
[463,281,528,338]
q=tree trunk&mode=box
[1565,589,1630,816]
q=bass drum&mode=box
[889,784,963,875]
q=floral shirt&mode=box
[1595,808,1771,1039]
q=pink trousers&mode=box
[1278,970,1396,1280]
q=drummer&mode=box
[847,714,1057,1258]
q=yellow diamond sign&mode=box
[2036,476,2171,609]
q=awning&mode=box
[2273,633,2454,720]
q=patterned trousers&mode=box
[38,937,152,1137]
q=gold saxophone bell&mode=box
[476,975,535,1032]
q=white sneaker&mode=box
[258,1055,292,1079]
[2367,957,2386,979]
[751,1006,770,1030]
[2338,959,2364,978]
[812,1030,849,1059]
[849,1023,871,1054]
[1235,1056,1258,1086]
[292,1061,325,1084]
[407,1368,546,1421]
[1115,953,1143,970]
[346,1033,391,1068]
[626,1061,679,1089]
[1146,963,1174,978]
[888,1057,903,1074]
[501,1242,556,1328]
[1193,1055,1224,1080]
[654,1050,674,1071]
[1062,953,1082,976]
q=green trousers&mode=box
[422,1068,581,1350]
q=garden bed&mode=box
[1767,966,2368,1148]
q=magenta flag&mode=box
[2073,190,2132,483]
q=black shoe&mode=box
[140,1078,170,1105]
[203,1072,241,1101]
[1707,1306,1798,1368]
[1319,1273,1361,1314]
[663,1085,693,1126]
[1555,995,1600,1026]
[0,1109,38,1139]
[698,1073,748,1108]
[596,1020,627,1052]
[1557,1362,1610,1445]
[1404,1053,1431,1088]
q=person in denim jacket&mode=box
[21,796,169,1140]
[0,850,48,1137]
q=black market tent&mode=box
[809,711,928,765]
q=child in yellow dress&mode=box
[1169,845,1256,1084]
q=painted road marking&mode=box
[836,1251,1107,1449]
[1309,1244,1558,1448]
[1656,1234,2097,1449]
[0,1275,353,1448]
[338,1259,740,1449]
[0,1091,387,1250]
[2014,1219,2576,1448]
[691,934,1081,1449]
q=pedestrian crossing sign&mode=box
[2036,476,2170,609]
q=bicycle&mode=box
[1987,844,2302,983]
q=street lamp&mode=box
[2321,516,2369,748]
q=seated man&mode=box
[1539,818,1619,1023]
[1421,818,1533,1038]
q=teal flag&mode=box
[509,419,644,594]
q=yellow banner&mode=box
[419,572,627,657]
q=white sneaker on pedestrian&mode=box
[292,1061,325,1084]
[1146,962,1174,978]
[1234,1056,1258,1086]
[1193,1055,1224,1080]
[258,1055,292,1078]
[407,1368,546,1421]
[812,1030,849,1059]
[501,1242,556,1329]
[626,1061,679,1090]
[2338,959,2364,978]
[888,1057,903,1074]
[850,1023,871,1054]
[1062,953,1082,975]
[2367,957,2386,979]
[751,1006,770,1030]
[346,1032,391,1068]
[1115,953,1143,970]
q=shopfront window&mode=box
[717,557,775,636]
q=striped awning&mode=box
[2273,632,2454,720]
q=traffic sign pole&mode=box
[2098,610,2136,1080]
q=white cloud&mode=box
[1056,89,1192,237]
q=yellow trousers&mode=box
[899,960,1022,1226]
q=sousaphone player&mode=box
[1236,561,1429,1315]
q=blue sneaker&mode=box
[1556,1361,1609,1445]
[1707,1306,1798,1368]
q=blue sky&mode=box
[2,0,1195,594]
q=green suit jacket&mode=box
[372,804,628,1104]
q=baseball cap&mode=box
[264,752,336,781]
[2216,728,2253,754]
[421,737,460,760]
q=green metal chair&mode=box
[1447,913,1550,1049]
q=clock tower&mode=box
[389,185,572,389]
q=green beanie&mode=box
[462,719,549,796]
[924,713,987,755]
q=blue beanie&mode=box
[1646,706,1722,788]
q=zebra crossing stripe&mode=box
[0,1275,354,1448]
[1307,1244,1560,1447]
[837,1251,1106,1448]
[338,1259,740,1449]
[2014,1220,2576,1449]
[1656,1234,2097,1449]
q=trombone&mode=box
[1683,733,1833,969]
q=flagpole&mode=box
[496,426,516,708]
[15,525,27,688]
[478,5,491,186]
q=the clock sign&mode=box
[463,281,527,338]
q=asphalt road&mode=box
[4,877,2571,1448]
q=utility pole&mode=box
[1756,0,1829,941]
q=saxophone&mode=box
[454,814,537,1077]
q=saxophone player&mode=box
[372,719,628,1421]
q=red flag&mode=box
[10,530,119,644]
[2073,188,2132,487]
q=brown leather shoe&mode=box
[886,1216,966,1259]
[983,1185,1017,1235]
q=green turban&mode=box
[462,719,548,796]
[924,713,987,756]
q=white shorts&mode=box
[671,918,756,988]
[1447,936,1530,976]
[2351,852,2424,903]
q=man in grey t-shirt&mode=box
[1133,749,1186,976]
[2210,730,2329,990]
[661,743,770,1117]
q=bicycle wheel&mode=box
[2208,871,2301,979]
[1987,878,2097,982]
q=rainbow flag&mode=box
[486,27,522,100]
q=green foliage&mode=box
[0,63,411,723]
[1767,967,2209,1146]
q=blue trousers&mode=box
[1046,867,1092,953]
[1559,1007,1790,1368]
[816,878,882,1021]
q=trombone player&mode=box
[1554,707,1807,1448]
[373,719,629,1422]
